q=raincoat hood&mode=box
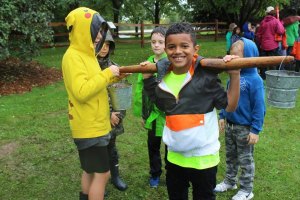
[105,30,115,53]
[97,30,116,69]
[242,22,250,32]
[65,7,108,55]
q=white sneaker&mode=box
[214,181,237,192]
[232,190,254,200]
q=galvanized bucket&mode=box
[108,82,132,110]
[265,70,300,108]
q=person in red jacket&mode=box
[291,37,300,72]
[256,6,285,79]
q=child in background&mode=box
[133,26,167,188]
[97,30,128,191]
[242,22,255,40]
[215,37,265,200]
[231,26,241,46]
[142,22,240,200]
[226,23,237,54]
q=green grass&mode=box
[0,39,299,199]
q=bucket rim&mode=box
[108,82,132,89]
[265,70,300,78]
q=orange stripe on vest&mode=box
[166,114,204,131]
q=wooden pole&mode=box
[119,56,294,73]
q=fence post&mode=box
[215,19,218,42]
[141,21,144,48]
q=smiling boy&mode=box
[142,22,240,200]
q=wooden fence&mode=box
[48,20,227,48]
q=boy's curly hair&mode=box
[166,22,197,45]
[150,26,167,38]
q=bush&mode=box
[0,0,55,60]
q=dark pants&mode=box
[107,134,119,167]
[260,48,280,80]
[296,60,300,72]
[147,121,167,178]
[166,161,217,200]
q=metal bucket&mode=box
[265,70,300,108]
[108,82,132,110]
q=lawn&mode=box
[0,39,299,200]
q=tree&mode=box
[123,0,182,24]
[111,0,124,35]
[187,0,289,26]
[53,0,113,22]
[142,0,181,24]
[0,0,56,60]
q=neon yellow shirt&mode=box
[163,71,186,97]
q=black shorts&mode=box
[78,144,109,173]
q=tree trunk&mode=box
[112,0,124,37]
[135,20,139,38]
[154,1,160,24]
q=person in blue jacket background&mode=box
[242,22,255,41]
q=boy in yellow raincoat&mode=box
[62,7,120,200]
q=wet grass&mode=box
[0,39,299,199]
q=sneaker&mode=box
[232,190,254,200]
[214,181,237,192]
[149,176,160,188]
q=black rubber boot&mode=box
[111,165,128,191]
[79,192,88,200]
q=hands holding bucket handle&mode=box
[109,65,131,80]
[109,65,120,76]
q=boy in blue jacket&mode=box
[215,37,266,200]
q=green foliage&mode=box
[122,0,182,23]
[53,0,114,21]
[187,0,290,25]
[0,0,56,60]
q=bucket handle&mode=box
[278,55,288,71]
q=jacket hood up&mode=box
[242,22,250,32]
[65,7,108,56]
[105,30,115,52]
[240,37,259,75]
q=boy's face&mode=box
[165,33,199,74]
[248,23,251,30]
[99,41,110,58]
[151,33,165,56]
[94,31,103,49]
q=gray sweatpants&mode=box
[224,123,255,193]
